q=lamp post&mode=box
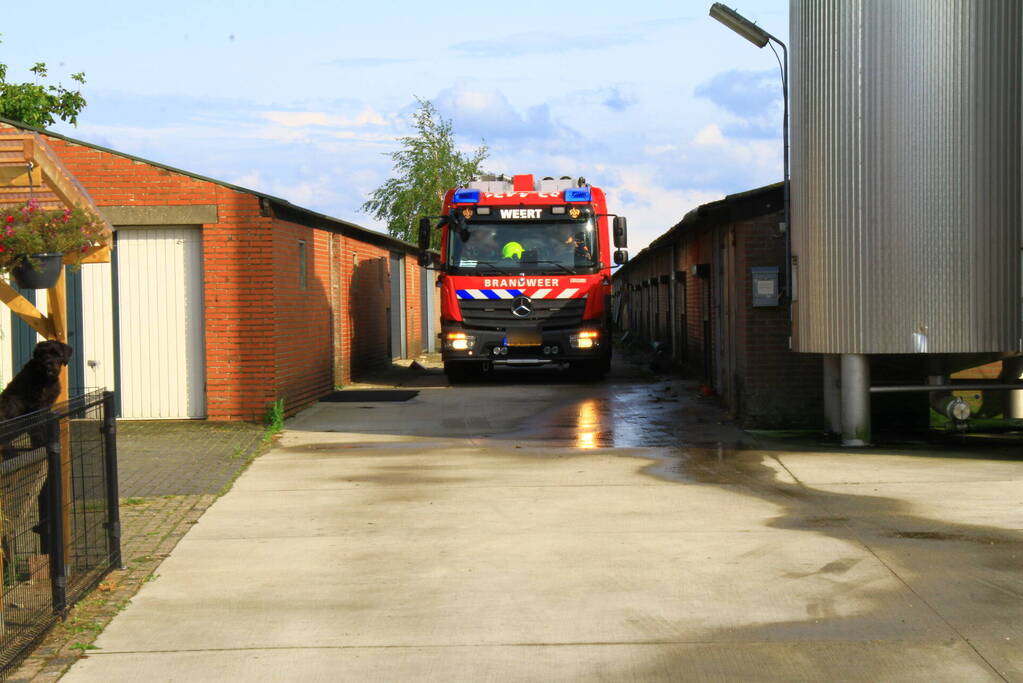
[708,3,790,300]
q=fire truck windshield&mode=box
[448,220,597,274]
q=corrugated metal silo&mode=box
[790,0,1021,355]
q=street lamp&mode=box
[708,3,790,299]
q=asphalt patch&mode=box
[320,390,419,402]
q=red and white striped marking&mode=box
[456,287,585,300]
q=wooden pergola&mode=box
[0,132,114,572]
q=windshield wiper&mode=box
[521,260,578,275]
[461,261,514,275]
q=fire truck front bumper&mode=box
[441,327,608,365]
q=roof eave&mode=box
[0,116,418,253]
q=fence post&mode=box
[45,416,67,616]
[101,391,123,569]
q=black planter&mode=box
[11,253,63,289]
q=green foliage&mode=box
[362,98,488,245]
[69,642,100,652]
[63,618,103,635]
[0,42,87,127]
[0,200,106,272]
[265,398,285,437]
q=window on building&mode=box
[298,240,308,290]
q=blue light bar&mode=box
[564,187,592,202]
[452,189,481,203]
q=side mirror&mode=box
[613,216,628,249]
[418,251,433,267]
[417,217,432,251]
[613,249,629,265]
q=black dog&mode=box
[0,340,73,421]
[0,341,72,557]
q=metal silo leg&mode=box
[1006,357,1023,420]
[840,354,871,447]
[822,355,842,437]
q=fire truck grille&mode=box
[459,297,586,330]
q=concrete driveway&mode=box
[63,364,1022,681]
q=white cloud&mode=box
[451,30,640,58]
[603,169,723,252]
[262,109,389,128]
[693,123,726,146]
[433,85,565,141]
[229,171,263,190]
[643,144,678,155]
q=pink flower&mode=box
[5,227,13,237]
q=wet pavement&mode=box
[59,354,1023,681]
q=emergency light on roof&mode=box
[564,187,592,202]
[452,189,481,203]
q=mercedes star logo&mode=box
[511,296,533,318]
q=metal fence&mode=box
[0,390,121,674]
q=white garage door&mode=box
[116,226,206,418]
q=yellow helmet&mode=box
[502,241,524,259]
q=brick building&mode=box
[0,119,435,421]
[613,183,822,428]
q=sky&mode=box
[1,0,789,253]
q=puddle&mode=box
[885,530,1019,545]
[506,378,746,450]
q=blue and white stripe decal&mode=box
[456,289,524,300]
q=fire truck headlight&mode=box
[569,330,599,349]
[445,332,476,351]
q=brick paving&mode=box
[6,420,268,682]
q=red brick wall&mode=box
[2,123,428,419]
[614,201,822,428]
[34,134,281,421]
[202,194,277,420]
[404,255,422,357]
[679,232,713,377]
[271,219,334,415]
[731,216,822,427]
[334,235,391,384]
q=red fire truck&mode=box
[418,174,628,382]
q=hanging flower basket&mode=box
[10,252,63,289]
[0,200,105,288]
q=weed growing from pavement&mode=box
[217,434,274,496]
[265,398,285,439]
[123,497,147,506]
[69,643,100,652]
[63,618,102,635]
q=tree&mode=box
[0,43,87,128]
[362,98,487,245]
